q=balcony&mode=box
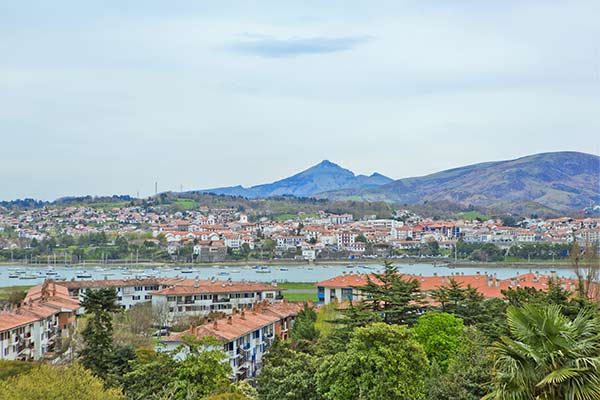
[213,298,230,303]
[226,350,240,359]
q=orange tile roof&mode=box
[316,272,578,299]
[0,313,38,331]
[151,281,280,296]
[162,302,302,343]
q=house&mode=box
[150,280,284,324]
[0,281,80,361]
[159,301,303,381]
[315,272,581,305]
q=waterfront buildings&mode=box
[159,301,303,380]
[316,271,580,304]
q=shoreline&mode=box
[0,258,574,269]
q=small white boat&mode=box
[280,267,289,271]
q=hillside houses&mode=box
[0,281,80,361]
[1,202,599,263]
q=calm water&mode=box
[0,263,576,288]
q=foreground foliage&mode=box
[316,323,430,400]
[485,304,600,400]
[0,363,124,400]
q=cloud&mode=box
[227,35,372,58]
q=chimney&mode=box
[227,316,232,325]
[241,311,246,320]
[213,320,218,330]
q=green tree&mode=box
[427,327,493,400]
[0,363,124,400]
[79,288,120,379]
[257,341,320,400]
[357,260,422,325]
[412,312,464,371]
[122,337,231,400]
[316,323,429,400]
[290,303,320,350]
[485,304,600,400]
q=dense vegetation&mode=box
[255,261,600,400]
[1,259,599,399]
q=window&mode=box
[132,295,141,301]
[167,296,176,302]
[253,330,260,339]
[117,296,122,301]
[134,286,143,291]
[145,295,152,300]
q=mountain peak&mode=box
[199,160,393,198]
[315,160,341,168]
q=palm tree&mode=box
[484,304,600,400]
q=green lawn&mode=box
[456,211,491,220]
[277,282,315,290]
[0,285,33,302]
[283,292,318,302]
[173,198,198,210]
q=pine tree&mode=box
[79,288,120,379]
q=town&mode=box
[1,201,598,265]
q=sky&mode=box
[1,0,599,200]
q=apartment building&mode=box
[0,281,80,361]
[316,272,580,305]
[159,301,303,380]
[62,278,180,310]
[151,280,284,324]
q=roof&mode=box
[0,312,38,331]
[151,281,281,296]
[161,302,303,343]
[316,272,579,299]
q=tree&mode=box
[4,288,27,306]
[484,304,600,400]
[0,363,124,400]
[422,239,440,256]
[355,234,368,243]
[571,241,600,302]
[290,303,320,350]
[113,302,154,348]
[257,341,320,400]
[411,312,464,371]
[357,260,422,325]
[122,337,231,400]
[427,327,493,400]
[79,288,120,379]
[316,323,429,400]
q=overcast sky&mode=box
[1,1,599,200]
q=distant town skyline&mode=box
[1,1,599,200]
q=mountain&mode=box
[319,152,600,213]
[199,160,394,198]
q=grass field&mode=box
[277,282,315,290]
[279,282,317,302]
[0,285,33,302]
[172,198,198,210]
[283,292,318,302]
[456,211,491,220]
